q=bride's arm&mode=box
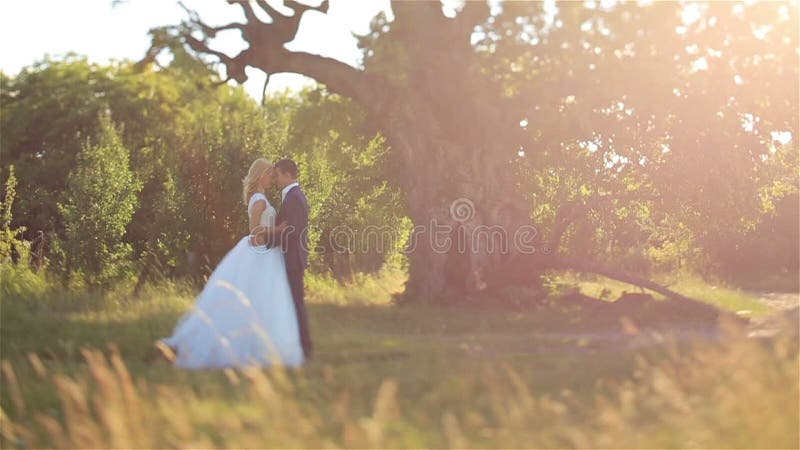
[248,200,287,246]
[249,200,267,235]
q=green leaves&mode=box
[3,54,407,283]
[57,115,141,287]
[499,2,798,275]
[270,88,408,277]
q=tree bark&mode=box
[380,99,546,301]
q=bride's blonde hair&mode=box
[242,158,273,205]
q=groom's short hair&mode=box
[275,159,299,178]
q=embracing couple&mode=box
[160,158,312,369]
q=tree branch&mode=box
[249,49,385,107]
[246,0,305,45]
[168,0,393,115]
[200,21,245,38]
[228,0,263,25]
[285,0,329,15]
[179,1,244,38]
[184,34,249,83]
[552,255,722,316]
[253,0,286,20]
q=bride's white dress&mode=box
[161,193,304,369]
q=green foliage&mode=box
[492,2,799,277]
[0,166,48,300]
[172,82,283,269]
[137,168,189,279]
[306,262,406,305]
[2,56,408,285]
[57,116,141,286]
[267,88,410,278]
[0,165,24,262]
[1,55,264,280]
[708,192,799,288]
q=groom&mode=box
[268,159,313,359]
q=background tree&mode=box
[57,115,142,287]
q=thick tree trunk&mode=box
[384,104,546,302]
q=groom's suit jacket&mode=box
[268,185,312,357]
[274,186,309,271]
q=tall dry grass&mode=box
[1,326,796,448]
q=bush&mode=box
[57,116,141,288]
[0,166,48,300]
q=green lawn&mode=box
[1,271,797,448]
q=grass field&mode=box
[1,268,798,448]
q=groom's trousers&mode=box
[287,267,313,359]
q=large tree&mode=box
[156,0,797,303]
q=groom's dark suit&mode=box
[269,184,312,358]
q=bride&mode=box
[160,158,305,369]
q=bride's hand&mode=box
[249,233,266,247]
[249,225,267,246]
